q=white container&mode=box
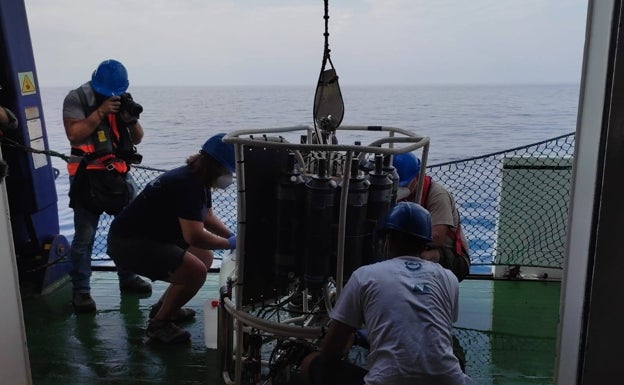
[218,249,237,288]
[204,298,220,349]
[207,250,238,350]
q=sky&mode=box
[23,0,589,87]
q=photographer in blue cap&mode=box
[107,133,237,343]
[63,59,150,313]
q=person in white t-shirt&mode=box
[301,202,472,385]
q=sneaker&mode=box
[72,292,96,313]
[146,319,191,343]
[119,276,152,294]
[149,302,197,324]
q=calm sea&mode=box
[39,84,579,243]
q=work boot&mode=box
[146,319,191,343]
[72,292,96,313]
[119,276,152,294]
[149,302,196,324]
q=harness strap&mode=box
[419,175,431,206]
[451,217,464,256]
[406,175,465,255]
[108,113,120,142]
[404,174,430,204]
[85,156,127,173]
[68,87,127,175]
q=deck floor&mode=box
[22,272,561,385]
[23,272,221,385]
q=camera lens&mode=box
[129,103,143,116]
[119,93,143,118]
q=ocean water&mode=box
[39,84,579,247]
[41,84,579,167]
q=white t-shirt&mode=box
[331,256,472,385]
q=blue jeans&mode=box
[69,176,139,293]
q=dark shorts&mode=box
[439,247,470,282]
[107,232,186,282]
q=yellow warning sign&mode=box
[18,72,37,96]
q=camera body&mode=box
[119,92,143,119]
[119,149,143,165]
[116,138,143,165]
[115,93,143,164]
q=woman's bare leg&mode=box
[188,246,214,270]
[153,251,207,321]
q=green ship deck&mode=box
[22,272,561,385]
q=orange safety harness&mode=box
[67,89,128,176]
[404,175,465,256]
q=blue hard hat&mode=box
[91,59,129,96]
[201,133,235,173]
[392,153,421,187]
[379,202,432,242]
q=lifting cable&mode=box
[0,135,70,163]
[312,0,344,144]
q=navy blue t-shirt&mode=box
[110,166,211,247]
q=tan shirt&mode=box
[397,180,469,252]
[423,180,469,252]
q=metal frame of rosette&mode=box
[220,125,429,385]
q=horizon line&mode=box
[38,81,581,88]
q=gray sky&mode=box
[24,0,588,87]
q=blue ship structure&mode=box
[0,0,71,295]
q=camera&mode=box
[126,151,143,165]
[117,145,143,165]
[119,92,143,119]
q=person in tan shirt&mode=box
[394,153,470,282]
